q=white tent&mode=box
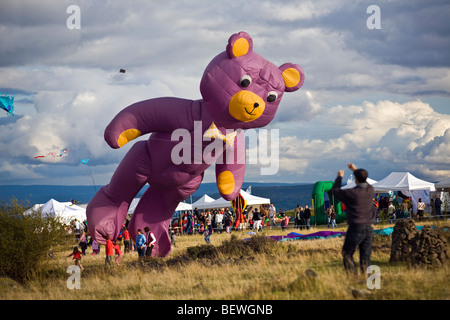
[191,194,216,209]
[175,201,193,211]
[26,199,87,224]
[342,177,378,189]
[371,172,436,192]
[372,172,436,214]
[436,177,450,189]
[201,189,270,209]
[128,198,192,214]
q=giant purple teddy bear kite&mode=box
[86,31,305,257]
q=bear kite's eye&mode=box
[240,75,252,88]
[267,91,278,102]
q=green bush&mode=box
[185,234,280,261]
[378,209,389,224]
[0,199,67,283]
[186,244,219,260]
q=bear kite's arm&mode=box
[105,97,197,149]
[215,130,246,201]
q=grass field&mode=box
[1,222,449,300]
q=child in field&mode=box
[121,227,131,254]
[204,222,211,244]
[135,229,146,260]
[78,232,87,255]
[91,239,99,256]
[170,229,177,248]
[113,240,123,266]
[105,235,114,266]
[67,246,84,270]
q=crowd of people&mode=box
[372,192,446,224]
[66,218,159,269]
[169,202,315,237]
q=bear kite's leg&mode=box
[129,174,204,258]
[86,141,151,243]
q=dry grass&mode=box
[1,223,449,300]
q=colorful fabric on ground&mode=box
[265,231,346,242]
[373,225,425,236]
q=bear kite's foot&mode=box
[127,187,181,258]
[129,216,173,258]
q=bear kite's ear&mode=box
[279,63,305,92]
[226,31,253,59]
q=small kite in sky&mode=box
[80,158,89,164]
[34,148,68,159]
[0,92,15,115]
[111,68,127,81]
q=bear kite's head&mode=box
[200,31,304,130]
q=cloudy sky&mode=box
[1,0,449,187]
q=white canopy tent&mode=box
[26,199,87,224]
[371,172,436,192]
[342,177,378,189]
[191,194,216,209]
[128,198,192,214]
[175,201,193,211]
[200,189,270,209]
[371,172,436,214]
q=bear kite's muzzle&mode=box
[228,90,265,122]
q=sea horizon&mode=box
[0,182,316,211]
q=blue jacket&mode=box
[136,233,146,248]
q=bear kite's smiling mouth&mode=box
[229,92,265,122]
[244,103,260,116]
[244,107,256,116]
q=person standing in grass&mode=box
[105,235,114,266]
[68,246,84,270]
[294,204,301,229]
[434,194,443,219]
[122,227,131,254]
[330,205,337,228]
[303,205,311,230]
[269,203,276,228]
[91,239,100,255]
[332,163,376,275]
[144,226,157,257]
[204,222,211,244]
[170,229,177,247]
[78,232,88,255]
[417,198,426,221]
[326,206,332,228]
[252,208,262,232]
[136,229,146,259]
[113,240,123,266]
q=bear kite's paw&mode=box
[117,128,141,147]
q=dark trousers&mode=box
[137,247,145,257]
[342,224,373,275]
[145,244,154,257]
[124,239,131,253]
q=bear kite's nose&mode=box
[253,103,259,108]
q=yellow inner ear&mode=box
[118,128,141,147]
[232,38,250,57]
[282,68,301,88]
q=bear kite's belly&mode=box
[146,133,223,189]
